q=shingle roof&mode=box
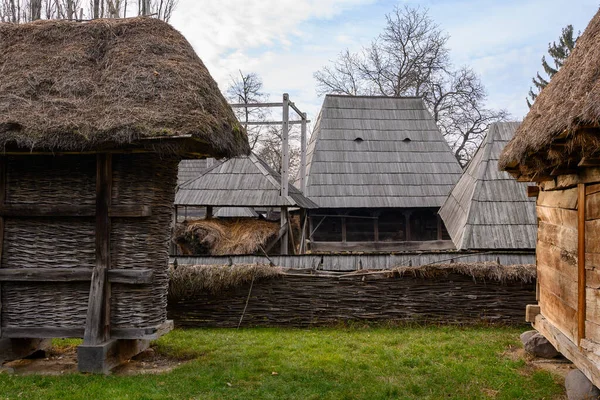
[299,95,463,208]
[439,122,537,250]
[175,153,317,208]
[177,159,220,186]
[214,207,259,218]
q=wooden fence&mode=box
[168,269,535,328]
[170,251,535,271]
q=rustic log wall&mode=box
[168,272,535,327]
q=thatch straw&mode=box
[499,10,600,176]
[0,18,249,157]
[391,262,536,284]
[172,219,279,255]
[169,263,283,300]
[168,262,536,301]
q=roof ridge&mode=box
[462,127,496,249]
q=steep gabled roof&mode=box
[300,95,463,208]
[0,18,249,156]
[175,153,317,208]
[440,122,537,249]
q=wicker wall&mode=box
[168,272,536,328]
[1,153,178,332]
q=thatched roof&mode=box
[0,18,249,157]
[499,10,600,177]
[299,95,462,208]
[440,123,537,250]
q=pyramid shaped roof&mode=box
[439,122,537,249]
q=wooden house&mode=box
[499,11,600,387]
[0,18,249,373]
[300,95,463,252]
[440,122,537,250]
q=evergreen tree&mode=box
[527,25,578,107]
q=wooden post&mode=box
[437,214,443,241]
[0,156,5,340]
[280,207,288,255]
[281,93,290,198]
[404,211,412,241]
[83,154,112,346]
[341,216,347,243]
[578,183,586,346]
[300,112,307,194]
[206,206,213,219]
[280,94,290,255]
[373,212,379,242]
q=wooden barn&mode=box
[299,95,463,252]
[0,18,248,372]
[499,11,600,387]
[440,122,537,250]
[175,153,317,254]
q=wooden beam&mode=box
[578,183,587,346]
[0,338,51,363]
[84,154,112,346]
[309,240,455,252]
[579,157,600,167]
[404,211,412,241]
[0,268,153,284]
[551,166,578,176]
[525,304,541,323]
[0,205,150,218]
[3,321,172,341]
[436,214,443,241]
[534,314,600,389]
[527,186,540,198]
[109,206,151,218]
[341,216,347,243]
[265,223,288,254]
[0,156,5,340]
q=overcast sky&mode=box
[170,0,599,127]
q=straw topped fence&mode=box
[168,262,536,327]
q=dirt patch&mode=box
[1,345,188,376]
[504,345,572,399]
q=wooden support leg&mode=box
[80,154,113,373]
[0,338,51,363]
[77,339,149,374]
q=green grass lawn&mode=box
[0,326,563,400]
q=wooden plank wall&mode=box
[586,183,600,343]
[536,186,579,341]
[537,173,600,347]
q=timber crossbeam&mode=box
[3,321,173,341]
[0,268,153,284]
[0,204,151,218]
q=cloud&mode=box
[170,0,600,125]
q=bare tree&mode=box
[256,126,301,179]
[226,71,270,151]
[314,5,507,164]
[0,0,177,22]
